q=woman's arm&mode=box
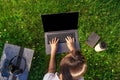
[48,38,59,73]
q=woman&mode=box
[43,36,87,80]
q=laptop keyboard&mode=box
[47,32,75,44]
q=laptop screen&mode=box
[41,12,79,32]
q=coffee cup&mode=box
[94,41,107,52]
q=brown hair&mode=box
[60,50,87,80]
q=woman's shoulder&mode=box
[43,72,60,80]
[78,77,84,80]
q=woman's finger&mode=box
[49,41,51,44]
[56,38,59,43]
[72,37,74,42]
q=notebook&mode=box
[41,12,80,54]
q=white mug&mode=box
[94,41,107,52]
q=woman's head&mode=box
[60,50,87,80]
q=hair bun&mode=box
[71,50,86,64]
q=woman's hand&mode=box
[65,36,75,51]
[49,37,59,55]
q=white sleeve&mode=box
[43,73,55,80]
[79,77,84,80]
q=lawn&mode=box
[0,0,120,80]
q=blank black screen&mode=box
[41,12,78,32]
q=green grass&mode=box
[0,0,120,80]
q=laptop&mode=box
[41,12,80,54]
